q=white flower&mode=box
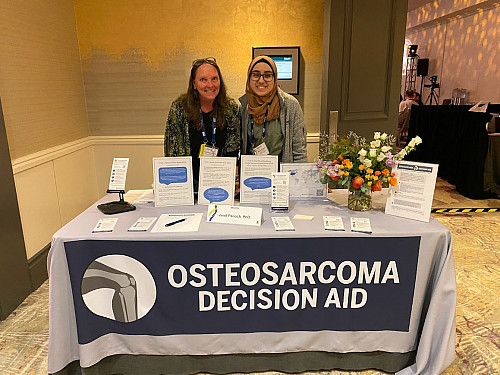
[358,155,365,163]
[397,149,407,159]
[358,148,367,157]
[369,149,377,157]
[381,145,391,153]
[415,136,422,145]
[374,132,381,139]
[409,139,416,148]
[377,153,385,162]
[363,159,372,167]
[380,133,387,140]
[370,140,381,148]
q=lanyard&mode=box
[200,109,217,145]
[250,104,270,146]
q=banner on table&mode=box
[65,236,420,345]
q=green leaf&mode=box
[360,185,371,194]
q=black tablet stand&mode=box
[97,190,136,215]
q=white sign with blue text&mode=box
[207,204,262,226]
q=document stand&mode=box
[97,190,136,215]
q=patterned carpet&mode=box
[0,179,498,375]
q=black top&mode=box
[189,111,237,191]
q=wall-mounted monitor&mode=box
[252,46,300,95]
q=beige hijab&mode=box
[245,56,280,124]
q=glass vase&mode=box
[347,188,372,211]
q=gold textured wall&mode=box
[0,0,89,160]
[74,0,324,137]
[406,0,500,103]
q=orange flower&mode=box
[391,173,396,177]
[359,165,365,171]
[371,180,383,192]
[352,176,364,189]
[389,177,398,186]
[332,176,340,181]
[338,155,343,160]
[374,171,381,176]
[333,159,339,164]
[382,169,389,175]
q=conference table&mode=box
[48,193,456,375]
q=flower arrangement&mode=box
[316,131,422,210]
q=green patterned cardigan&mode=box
[164,97,241,157]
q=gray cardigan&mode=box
[239,88,308,163]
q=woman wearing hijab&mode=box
[164,57,240,191]
[239,56,307,162]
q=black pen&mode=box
[165,218,186,227]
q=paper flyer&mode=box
[240,155,278,204]
[153,157,194,207]
[108,158,129,191]
[271,172,289,212]
[92,218,118,233]
[281,163,327,199]
[385,161,438,222]
[150,213,203,233]
[198,157,236,206]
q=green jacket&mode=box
[164,97,241,157]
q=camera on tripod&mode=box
[424,75,440,89]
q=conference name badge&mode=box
[199,144,218,157]
[207,204,262,226]
[252,142,269,156]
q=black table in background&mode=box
[484,134,500,195]
[406,105,493,199]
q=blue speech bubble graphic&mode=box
[244,177,272,190]
[203,188,229,203]
[159,167,188,185]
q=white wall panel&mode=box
[13,162,61,259]
[53,147,99,226]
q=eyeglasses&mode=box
[250,72,274,82]
[192,57,217,66]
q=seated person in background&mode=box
[414,92,423,106]
[239,56,307,163]
[164,57,241,191]
[399,89,419,113]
